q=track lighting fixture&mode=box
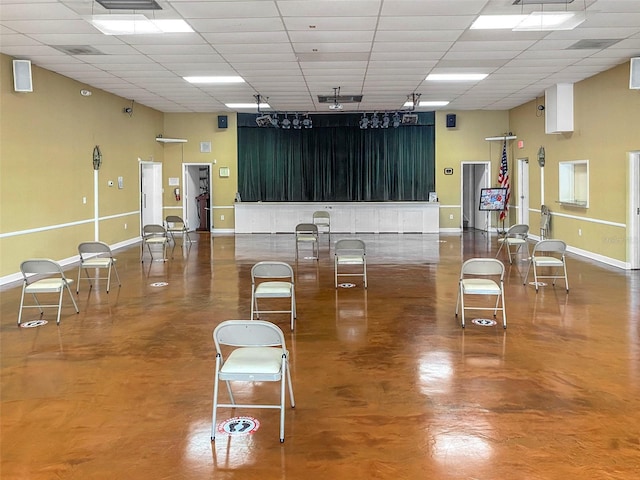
[359,115,369,129]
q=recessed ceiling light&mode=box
[87,15,193,35]
[184,76,245,84]
[225,103,271,109]
[426,73,488,81]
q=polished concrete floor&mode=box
[1,231,639,479]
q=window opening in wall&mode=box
[559,160,588,207]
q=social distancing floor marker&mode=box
[338,283,356,288]
[150,282,169,287]
[218,416,260,436]
[472,318,497,327]
[529,281,547,287]
[20,320,48,328]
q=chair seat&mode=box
[336,255,365,265]
[296,234,317,242]
[255,281,293,297]
[25,278,72,293]
[499,237,527,245]
[461,278,501,295]
[533,257,564,267]
[146,237,167,244]
[81,258,113,268]
[220,347,284,380]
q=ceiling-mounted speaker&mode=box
[218,115,228,129]
[630,58,640,89]
[13,60,33,92]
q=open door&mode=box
[461,162,490,231]
[183,163,212,232]
[140,162,163,230]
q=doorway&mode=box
[140,162,163,230]
[628,151,640,269]
[517,158,530,227]
[183,163,212,232]
[461,162,490,231]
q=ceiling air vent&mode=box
[513,0,574,4]
[52,45,105,55]
[317,94,363,104]
[96,0,162,9]
[567,39,621,50]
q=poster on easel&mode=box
[479,188,507,211]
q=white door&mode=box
[628,151,640,269]
[517,158,530,226]
[140,162,163,229]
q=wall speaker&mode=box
[630,58,640,89]
[218,115,228,129]
[446,113,456,128]
[13,60,33,92]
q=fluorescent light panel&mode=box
[184,76,245,84]
[226,103,270,109]
[426,73,488,81]
[403,101,450,107]
[471,12,585,31]
[87,15,193,35]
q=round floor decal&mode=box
[338,283,356,288]
[529,281,547,287]
[471,318,497,327]
[150,282,169,287]
[218,416,260,436]
[20,320,48,328]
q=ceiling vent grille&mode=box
[513,0,574,4]
[567,39,621,50]
[96,0,162,10]
[317,94,363,104]
[52,45,105,55]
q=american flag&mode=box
[498,140,510,221]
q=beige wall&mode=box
[509,61,640,263]
[1,52,638,280]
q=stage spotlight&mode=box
[292,114,301,129]
[270,114,279,128]
[302,115,312,128]
[359,114,369,129]
[281,116,291,129]
[392,112,401,128]
[371,113,380,128]
[382,113,390,128]
[256,114,272,127]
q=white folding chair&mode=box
[334,239,367,288]
[251,261,297,331]
[455,258,506,329]
[18,259,79,325]
[211,320,295,443]
[496,224,530,264]
[524,239,569,293]
[77,241,121,293]
[165,215,192,245]
[312,210,331,240]
[295,223,319,260]
[141,224,168,262]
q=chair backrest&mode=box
[165,215,185,225]
[533,239,566,254]
[143,224,166,236]
[78,241,112,257]
[20,259,65,279]
[335,239,366,254]
[461,258,505,278]
[296,223,318,235]
[313,211,330,222]
[214,320,286,349]
[506,224,529,237]
[252,261,294,282]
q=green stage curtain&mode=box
[238,112,435,202]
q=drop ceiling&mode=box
[1,0,639,113]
